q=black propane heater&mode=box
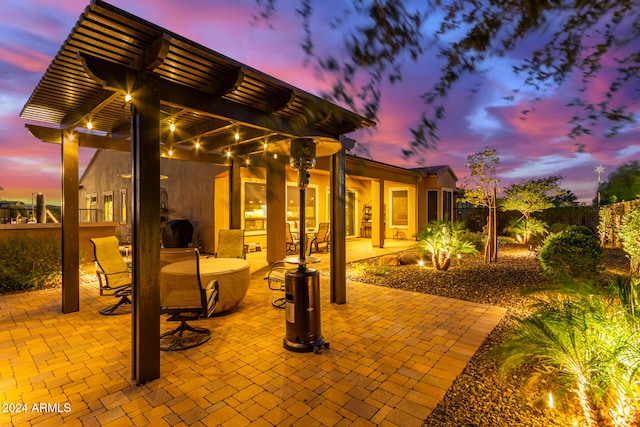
[279,136,341,353]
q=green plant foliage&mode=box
[418,221,479,271]
[565,225,597,237]
[501,176,565,219]
[349,262,391,277]
[538,230,605,282]
[598,161,640,206]
[0,235,61,293]
[494,277,640,426]
[548,223,569,234]
[620,207,640,277]
[504,217,548,244]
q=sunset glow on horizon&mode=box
[1,0,638,205]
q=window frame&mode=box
[389,187,409,228]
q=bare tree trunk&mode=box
[491,188,498,262]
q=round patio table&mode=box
[161,257,250,313]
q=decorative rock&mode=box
[378,255,399,266]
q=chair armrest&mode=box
[264,261,287,289]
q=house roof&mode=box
[411,165,458,181]
[20,0,374,163]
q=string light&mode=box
[273,153,277,159]
[234,131,240,141]
[263,142,268,150]
[124,93,132,102]
[195,141,200,149]
[226,150,231,158]
[87,120,93,130]
[168,147,173,156]
[169,122,175,132]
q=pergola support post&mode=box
[131,71,161,384]
[372,179,385,248]
[230,159,242,229]
[61,130,80,313]
[266,155,286,264]
[330,148,347,304]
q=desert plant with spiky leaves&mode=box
[418,221,479,271]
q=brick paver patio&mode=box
[1,258,505,426]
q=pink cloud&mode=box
[0,46,52,73]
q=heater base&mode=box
[283,336,329,354]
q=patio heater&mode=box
[280,136,341,353]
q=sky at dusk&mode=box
[1,0,638,205]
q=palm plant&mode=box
[504,217,548,244]
[494,277,640,427]
[417,221,479,271]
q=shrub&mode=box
[565,225,596,237]
[0,234,62,293]
[538,230,605,282]
[548,223,569,234]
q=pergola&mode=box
[20,0,373,384]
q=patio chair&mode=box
[160,249,219,351]
[286,222,299,254]
[90,236,132,315]
[264,261,287,309]
[215,229,245,259]
[310,222,330,254]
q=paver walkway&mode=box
[1,262,505,426]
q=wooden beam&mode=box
[61,130,80,313]
[131,70,161,384]
[25,124,229,165]
[330,148,347,304]
[160,79,334,138]
[230,159,242,229]
[135,33,171,71]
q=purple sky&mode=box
[1,0,638,205]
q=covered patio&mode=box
[0,260,505,425]
[20,0,374,384]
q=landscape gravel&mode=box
[341,243,630,427]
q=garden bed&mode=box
[344,243,630,426]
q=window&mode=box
[120,189,127,224]
[443,190,453,221]
[85,194,97,222]
[287,185,317,230]
[390,188,408,227]
[244,182,267,232]
[428,190,438,222]
[103,192,113,222]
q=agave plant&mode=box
[494,277,640,427]
[417,221,479,271]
